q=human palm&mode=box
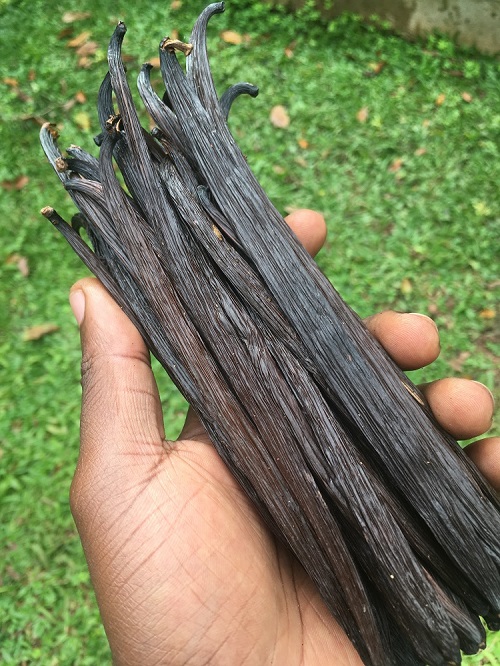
[68,210,497,666]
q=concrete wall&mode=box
[281,0,500,54]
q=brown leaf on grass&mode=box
[58,27,74,40]
[3,78,32,103]
[356,106,369,123]
[270,105,290,129]
[479,308,496,320]
[400,277,412,295]
[363,61,387,78]
[121,53,138,64]
[74,111,91,131]
[67,31,91,49]
[461,92,473,103]
[74,90,87,104]
[62,11,91,23]
[1,175,29,190]
[6,254,30,277]
[414,147,427,157]
[448,351,471,372]
[389,158,404,173]
[148,56,161,68]
[62,98,76,112]
[435,93,446,106]
[284,41,296,58]
[297,137,309,149]
[76,40,98,58]
[171,0,182,9]
[220,30,244,45]
[23,323,59,341]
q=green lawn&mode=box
[1,0,499,663]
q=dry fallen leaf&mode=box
[284,41,296,58]
[148,56,161,68]
[356,106,369,123]
[3,78,31,103]
[1,175,29,191]
[461,92,473,103]
[479,308,496,320]
[74,111,91,131]
[62,98,76,112]
[389,158,404,173]
[428,303,439,316]
[62,11,91,23]
[67,31,92,49]
[220,30,243,45]
[448,351,471,372]
[415,147,427,157]
[6,254,30,277]
[76,40,98,58]
[270,105,290,129]
[297,137,309,149]
[364,61,387,77]
[400,278,413,295]
[74,90,87,104]
[23,323,59,341]
[294,156,307,169]
[435,93,446,107]
[171,0,182,9]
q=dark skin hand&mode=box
[68,210,498,666]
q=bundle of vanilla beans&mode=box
[40,4,500,664]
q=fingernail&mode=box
[408,312,438,330]
[69,289,85,326]
[472,381,496,407]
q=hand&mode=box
[68,210,497,666]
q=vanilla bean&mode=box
[41,5,500,664]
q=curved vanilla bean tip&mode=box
[137,63,184,149]
[97,73,114,133]
[186,2,225,109]
[219,82,259,119]
[71,213,88,234]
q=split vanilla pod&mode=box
[40,4,500,664]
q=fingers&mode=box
[364,311,440,370]
[69,277,165,466]
[285,209,327,257]
[420,378,495,440]
[365,311,496,443]
[464,437,500,491]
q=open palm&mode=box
[68,210,498,666]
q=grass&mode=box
[1,0,499,663]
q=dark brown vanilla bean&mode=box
[41,4,500,664]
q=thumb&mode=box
[69,278,165,481]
